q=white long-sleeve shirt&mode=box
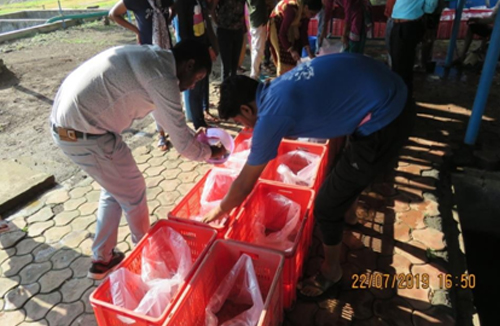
[51,45,211,162]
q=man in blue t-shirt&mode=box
[203,53,415,298]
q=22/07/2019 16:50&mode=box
[351,273,476,290]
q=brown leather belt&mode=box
[52,124,104,142]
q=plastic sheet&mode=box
[200,168,239,215]
[276,150,320,187]
[110,227,192,319]
[254,193,301,251]
[205,254,264,326]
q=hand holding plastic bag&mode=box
[205,254,264,326]
[276,150,320,187]
[254,193,301,251]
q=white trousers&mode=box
[250,24,267,79]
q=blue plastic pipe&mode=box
[464,11,500,145]
[445,0,466,67]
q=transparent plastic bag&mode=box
[318,38,344,56]
[254,193,301,251]
[110,268,150,312]
[200,168,239,215]
[205,254,264,326]
[234,138,252,153]
[135,226,193,318]
[276,150,320,187]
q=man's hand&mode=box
[290,50,301,62]
[210,144,228,159]
[202,205,227,224]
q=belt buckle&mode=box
[58,127,78,142]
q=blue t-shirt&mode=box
[247,53,408,166]
[123,0,173,45]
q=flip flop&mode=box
[297,272,342,301]
[157,134,170,152]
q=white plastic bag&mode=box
[136,226,193,318]
[205,254,264,326]
[318,38,344,56]
[200,168,239,215]
[254,193,301,251]
[110,268,150,312]
[276,150,320,187]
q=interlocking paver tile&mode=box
[0,308,26,325]
[412,228,446,251]
[79,239,93,256]
[60,231,91,249]
[68,186,93,199]
[147,200,161,214]
[53,211,80,227]
[33,243,59,263]
[70,313,98,326]
[150,148,167,157]
[0,247,16,265]
[60,278,93,303]
[138,163,150,173]
[27,207,54,224]
[39,268,72,293]
[412,263,447,290]
[19,262,51,284]
[4,283,40,311]
[85,191,100,203]
[393,221,411,243]
[157,191,181,206]
[15,237,44,256]
[2,254,33,277]
[158,179,181,192]
[176,182,195,196]
[146,175,164,188]
[164,159,181,169]
[45,189,70,205]
[27,221,54,238]
[0,230,27,249]
[132,145,150,156]
[398,210,426,229]
[46,301,84,326]
[146,187,162,200]
[153,206,171,220]
[373,297,413,325]
[0,276,20,297]
[347,248,377,271]
[398,286,432,311]
[342,231,364,250]
[134,154,151,164]
[177,171,198,183]
[165,151,180,160]
[69,257,92,278]
[51,249,82,270]
[161,168,181,180]
[178,161,198,172]
[339,289,374,320]
[116,241,130,254]
[412,307,455,326]
[409,198,440,217]
[394,240,429,265]
[145,165,166,177]
[71,216,95,232]
[87,222,97,234]
[78,202,98,216]
[147,156,167,167]
[18,320,49,326]
[379,253,412,275]
[17,200,45,218]
[10,216,28,231]
[339,262,363,291]
[63,197,87,212]
[285,301,318,326]
[91,181,101,191]
[81,286,98,313]
[44,225,72,244]
[117,225,131,243]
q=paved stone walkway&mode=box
[0,103,470,326]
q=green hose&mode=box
[45,11,108,24]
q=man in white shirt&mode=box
[51,40,226,279]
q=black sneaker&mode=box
[87,250,125,280]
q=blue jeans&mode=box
[52,131,150,262]
[173,17,208,129]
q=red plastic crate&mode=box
[90,220,217,326]
[225,182,314,309]
[168,169,239,237]
[164,240,284,326]
[260,139,328,192]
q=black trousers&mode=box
[217,27,245,81]
[314,99,416,246]
[390,20,425,94]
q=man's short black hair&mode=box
[218,75,260,120]
[172,39,212,74]
[305,0,322,11]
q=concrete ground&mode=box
[0,97,476,325]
